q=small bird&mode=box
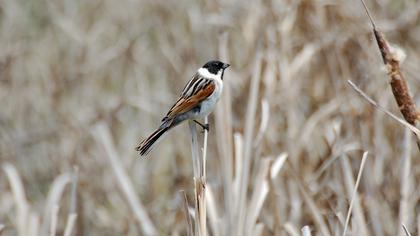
[136,60,230,156]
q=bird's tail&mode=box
[136,121,172,156]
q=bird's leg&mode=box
[193,120,209,132]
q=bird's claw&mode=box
[193,120,210,133]
[202,124,209,133]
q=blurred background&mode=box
[1,0,420,235]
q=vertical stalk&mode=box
[189,116,208,236]
[202,116,209,178]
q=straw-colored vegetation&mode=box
[1,0,420,235]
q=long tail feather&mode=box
[136,126,170,156]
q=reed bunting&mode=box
[136,60,230,156]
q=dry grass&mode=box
[1,0,420,235]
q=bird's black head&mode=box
[202,60,230,75]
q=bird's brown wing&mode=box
[164,80,215,119]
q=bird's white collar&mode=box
[198,67,223,80]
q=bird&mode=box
[136,60,230,156]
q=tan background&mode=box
[1,0,420,235]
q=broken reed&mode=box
[188,118,208,236]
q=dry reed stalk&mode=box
[252,223,264,236]
[253,99,269,148]
[202,116,209,179]
[233,133,243,200]
[301,225,312,236]
[295,175,331,236]
[92,123,157,236]
[341,155,369,236]
[359,0,420,147]
[287,157,330,236]
[236,51,262,236]
[245,158,270,234]
[3,163,29,236]
[63,214,77,236]
[399,129,412,236]
[284,222,300,236]
[50,205,59,236]
[69,167,78,215]
[62,166,79,236]
[215,32,234,235]
[42,173,72,235]
[188,115,209,236]
[28,213,39,236]
[267,154,288,234]
[417,216,420,236]
[348,80,420,137]
[188,121,200,235]
[206,185,220,236]
[194,179,206,236]
[402,224,411,236]
[342,151,369,236]
[189,121,201,178]
[180,190,193,236]
[245,154,287,235]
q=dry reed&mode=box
[1,0,420,235]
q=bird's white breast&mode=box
[196,70,223,118]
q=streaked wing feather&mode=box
[165,80,215,119]
[181,73,201,97]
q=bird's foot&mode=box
[193,120,209,132]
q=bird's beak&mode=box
[223,63,230,69]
